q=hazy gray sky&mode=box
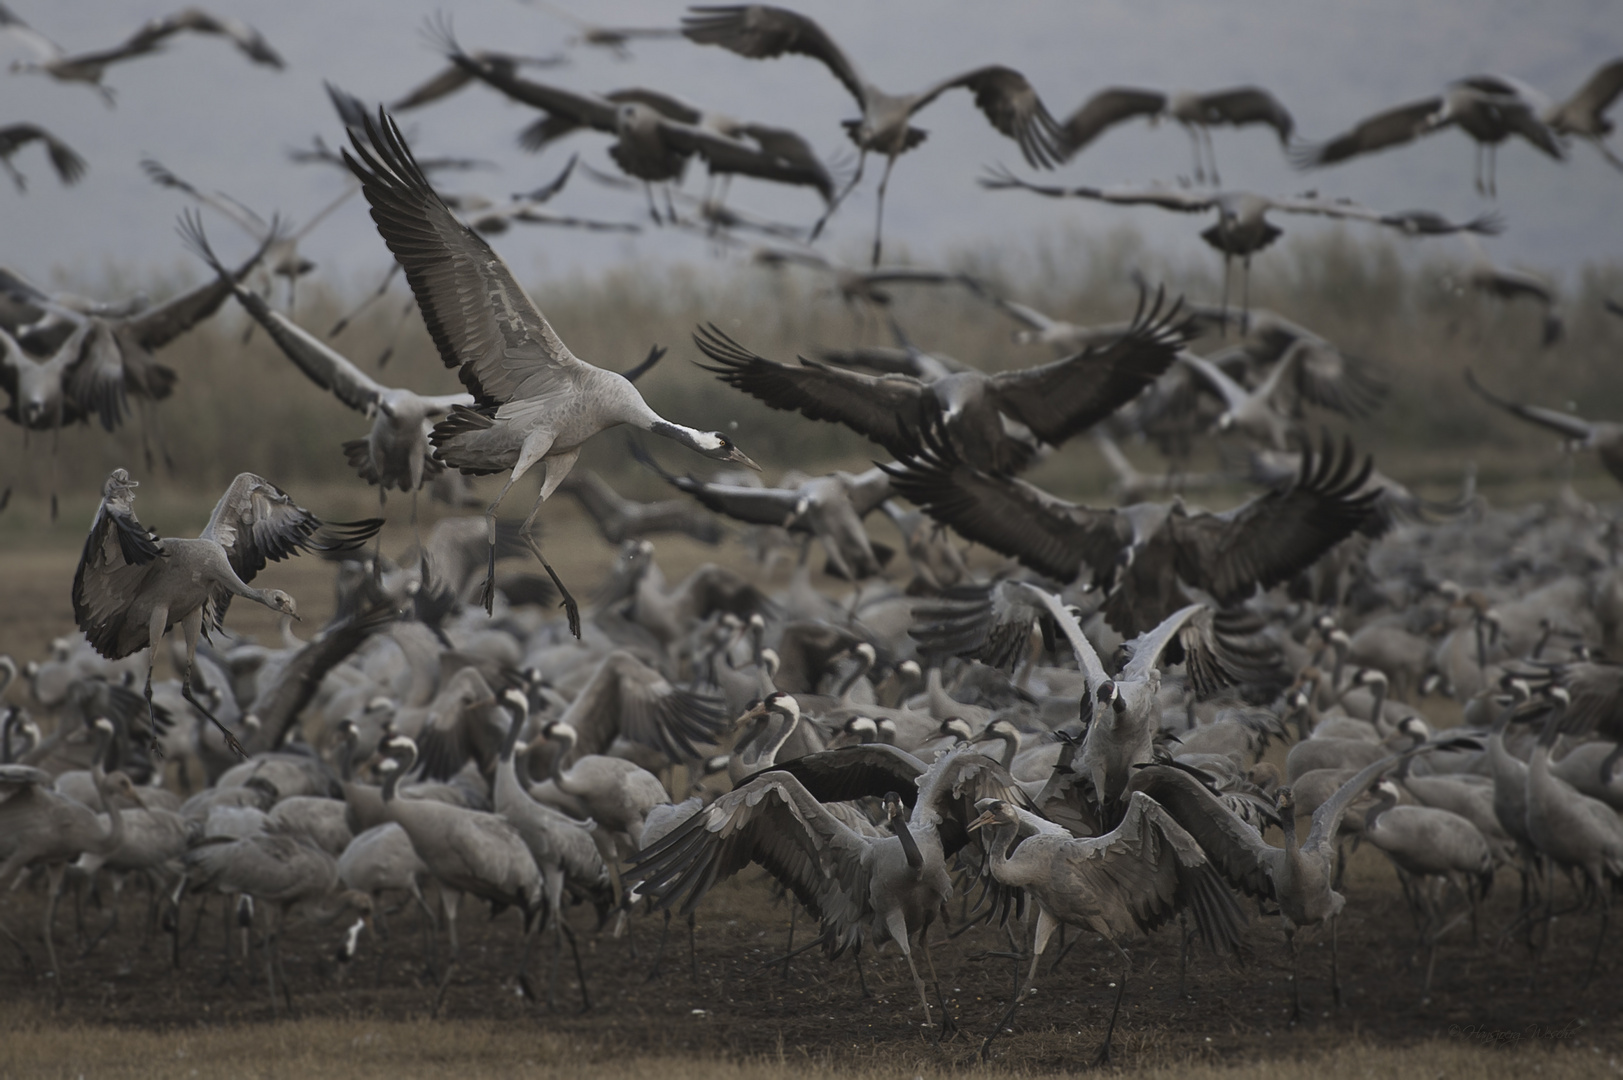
[3,0,1619,295]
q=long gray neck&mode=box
[760,712,799,768]
[1364,787,1397,831]
[892,813,924,871]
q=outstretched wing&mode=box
[1126,764,1278,900]
[179,211,388,416]
[1194,86,1294,141]
[693,323,926,454]
[1120,603,1282,698]
[881,424,1127,587]
[1289,96,1442,168]
[626,771,872,951]
[1465,368,1595,442]
[72,472,166,661]
[200,473,381,589]
[341,105,589,408]
[1168,434,1378,604]
[981,167,1217,212]
[560,651,730,761]
[681,5,867,111]
[749,744,927,805]
[118,227,276,353]
[1058,87,1165,156]
[126,8,284,67]
[1064,791,1247,951]
[909,579,1049,671]
[0,124,86,186]
[987,287,1192,445]
[916,65,1066,169]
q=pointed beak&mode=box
[728,445,762,472]
[967,810,996,832]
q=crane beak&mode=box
[727,445,762,472]
[967,810,996,832]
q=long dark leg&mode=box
[180,663,245,758]
[852,949,870,998]
[646,909,672,982]
[921,926,955,1037]
[1204,128,1221,186]
[1093,944,1131,1067]
[520,532,580,639]
[1219,255,1233,332]
[479,474,523,616]
[870,154,898,269]
[1583,894,1609,988]
[1287,929,1302,1023]
[561,919,591,1012]
[43,865,66,1003]
[811,150,865,242]
[781,901,795,982]
[1331,914,1342,1008]
[687,912,697,981]
[1240,255,1253,334]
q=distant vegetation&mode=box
[8,228,1622,508]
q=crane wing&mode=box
[1167,434,1377,605]
[693,323,926,455]
[1289,96,1442,167]
[915,65,1066,169]
[987,287,1191,445]
[681,5,867,111]
[342,106,590,408]
[627,771,872,947]
[199,473,381,598]
[72,471,167,661]
[1058,87,1166,156]
[881,424,1127,587]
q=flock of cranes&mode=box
[1,0,1621,1066]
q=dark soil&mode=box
[2,847,1618,1071]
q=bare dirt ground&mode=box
[0,838,1618,1077]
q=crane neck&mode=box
[759,711,800,770]
[1364,786,1398,831]
[548,732,581,794]
[92,770,128,854]
[500,702,526,764]
[381,762,403,803]
[892,811,924,872]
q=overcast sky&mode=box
[3,0,1619,296]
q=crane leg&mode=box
[1240,256,1253,334]
[781,900,795,982]
[1286,928,1302,1023]
[1583,893,1609,989]
[1092,943,1131,1067]
[687,911,697,981]
[561,917,591,1012]
[870,154,898,269]
[645,908,672,982]
[1186,125,1204,184]
[520,532,580,640]
[1331,913,1343,1008]
[43,864,66,1004]
[980,908,1055,1061]
[1204,128,1221,186]
[921,927,956,1037]
[812,149,865,242]
[179,619,245,758]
